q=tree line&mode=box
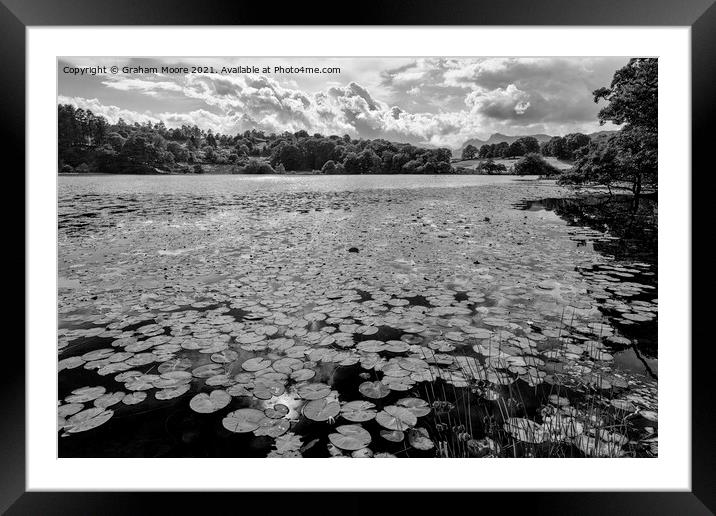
[461,133,592,161]
[58,105,564,176]
[57,107,458,175]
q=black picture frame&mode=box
[5,0,713,513]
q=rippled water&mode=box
[58,175,657,458]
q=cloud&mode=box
[465,84,532,119]
[57,95,160,125]
[58,57,628,148]
[101,77,184,96]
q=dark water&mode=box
[517,193,657,369]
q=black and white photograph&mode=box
[56,56,658,459]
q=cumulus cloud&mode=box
[465,84,532,119]
[57,95,160,125]
[58,57,628,148]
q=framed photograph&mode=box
[8,0,713,513]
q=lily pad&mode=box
[328,424,372,451]
[376,406,417,430]
[340,400,376,422]
[241,357,272,372]
[58,403,83,418]
[65,386,106,403]
[192,363,224,378]
[155,383,190,400]
[122,392,147,405]
[189,390,231,413]
[290,369,316,382]
[254,417,290,438]
[222,408,266,433]
[93,392,125,409]
[211,349,238,364]
[503,417,546,444]
[380,429,405,442]
[65,409,114,434]
[302,398,340,422]
[297,383,331,400]
[358,381,390,399]
[264,403,289,419]
[408,427,434,450]
[273,357,304,374]
[396,397,431,417]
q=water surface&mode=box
[58,175,657,458]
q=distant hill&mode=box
[459,130,618,151]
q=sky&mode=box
[57,57,629,149]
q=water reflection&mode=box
[517,193,657,365]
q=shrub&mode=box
[241,159,275,174]
[557,170,586,185]
[193,164,204,174]
[60,164,74,174]
[476,159,507,175]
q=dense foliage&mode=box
[560,58,657,196]
[540,133,591,160]
[475,159,507,175]
[513,153,561,176]
[476,136,543,159]
[58,105,455,175]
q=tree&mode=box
[106,132,126,152]
[513,153,560,176]
[270,143,304,171]
[563,133,591,158]
[462,144,478,160]
[508,140,525,157]
[572,128,655,196]
[495,142,510,158]
[478,159,507,175]
[321,160,339,174]
[166,141,189,162]
[241,159,275,174]
[594,58,657,132]
[567,58,657,196]
[119,133,166,172]
[321,159,347,174]
[560,139,619,188]
[541,136,566,158]
[516,136,540,154]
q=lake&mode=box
[57,175,657,458]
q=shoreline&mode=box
[57,172,545,177]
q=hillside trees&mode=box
[564,58,657,196]
[58,104,455,175]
